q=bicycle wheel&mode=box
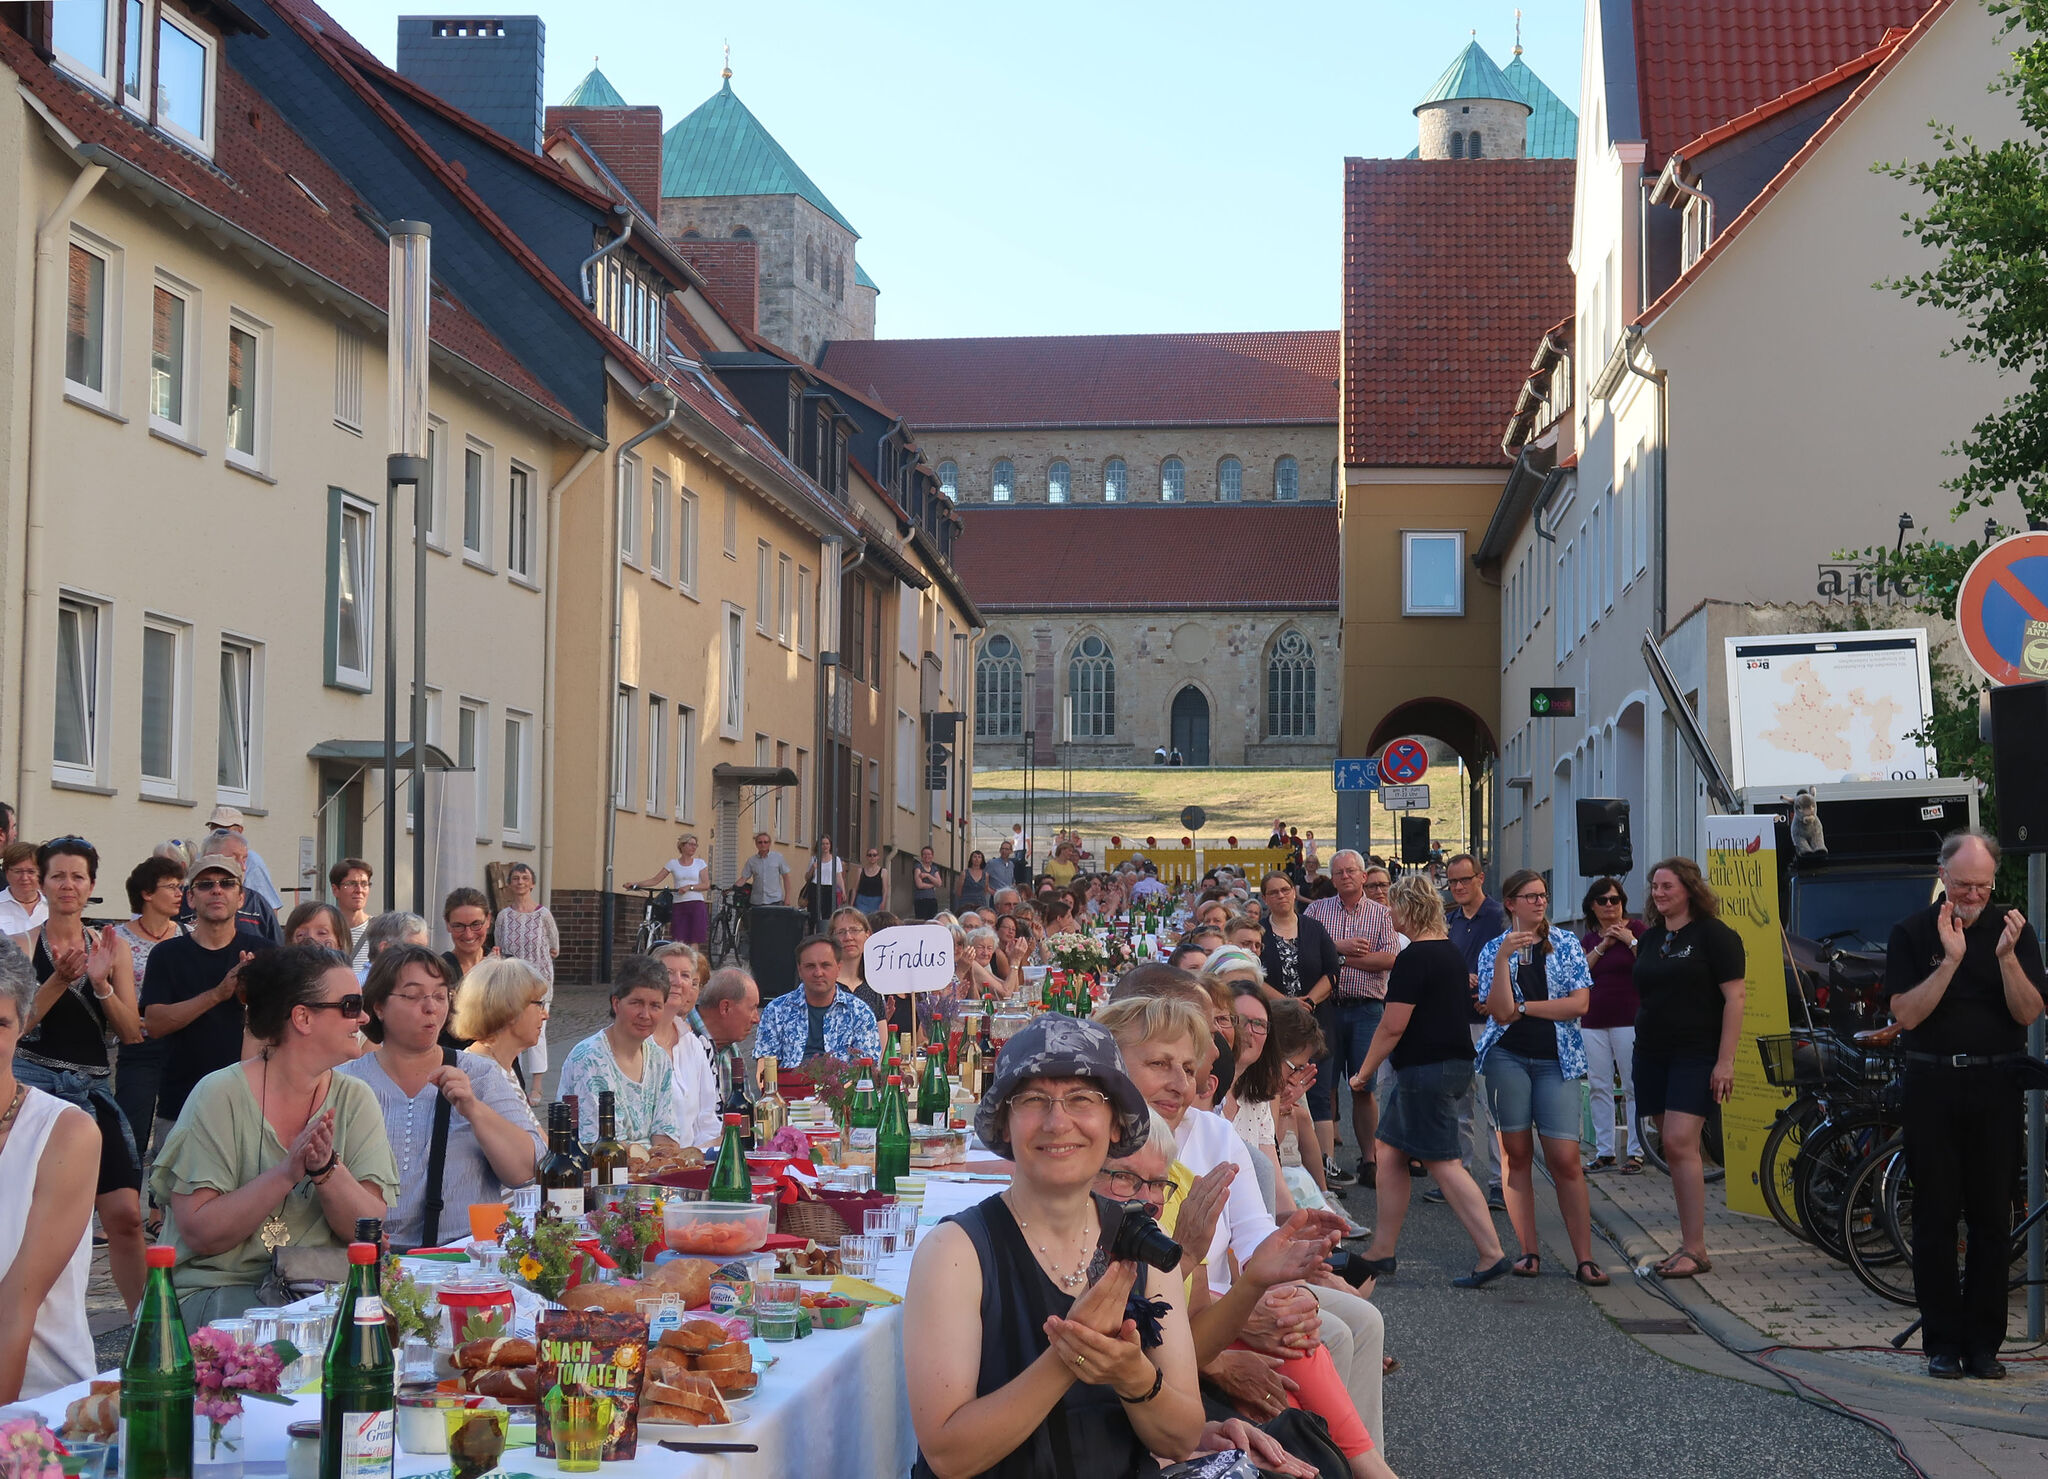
[1632,1105,1726,1184]
[1758,1099,1824,1242]
[1794,1111,1896,1262]
[1843,1136,1916,1305]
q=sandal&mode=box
[1453,1257,1513,1289]
[1382,1355,1400,1375]
[1575,1260,1611,1286]
[1654,1249,1711,1279]
[1511,1254,1541,1278]
[1622,1156,1644,1175]
[1585,1155,1617,1173]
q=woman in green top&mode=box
[149,945,399,1325]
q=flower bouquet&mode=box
[0,1417,71,1479]
[189,1326,285,1465]
[1044,932,1107,978]
[800,1053,857,1125]
[593,1187,660,1279]
[498,1205,581,1302]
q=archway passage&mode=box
[1365,697,1496,772]
[1171,687,1211,766]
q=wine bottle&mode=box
[538,1104,584,1220]
[718,1054,755,1153]
[563,1094,594,1195]
[877,1073,911,1193]
[120,1245,194,1479]
[709,1114,752,1202]
[752,1056,788,1145]
[959,1035,983,1100]
[588,1091,628,1210]
[845,1062,879,1170]
[320,1243,395,1479]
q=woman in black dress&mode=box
[1257,872,1344,1179]
[904,1015,1203,1477]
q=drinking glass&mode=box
[889,1202,917,1254]
[468,1202,511,1244]
[863,1208,894,1243]
[839,1235,881,1279]
[753,1279,801,1342]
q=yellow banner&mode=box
[1101,847,1289,885]
[1704,816,1793,1219]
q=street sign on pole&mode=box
[1379,784,1431,811]
[1332,758,1381,792]
[1379,738,1428,785]
[1957,532,2048,685]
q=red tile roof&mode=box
[951,504,1339,612]
[0,25,572,426]
[1632,0,1939,167]
[1343,159,1575,469]
[818,333,1339,431]
[672,239,761,336]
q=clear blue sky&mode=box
[324,1,1583,339]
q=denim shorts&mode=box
[1634,1050,1717,1119]
[1376,1058,1474,1163]
[1329,997,1384,1079]
[1483,1047,1580,1141]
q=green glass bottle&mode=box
[916,1049,949,1128]
[709,1113,752,1202]
[846,1060,880,1171]
[320,1243,395,1479]
[876,1073,912,1193]
[120,1245,194,1479]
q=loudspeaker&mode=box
[1991,681,2048,853]
[1576,797,1634,877]
[747,904,808,1001]
[1400,816,1431,865]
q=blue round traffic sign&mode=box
[1379,737,1428,785]
[1957,533,2048,685]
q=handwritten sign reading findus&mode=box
[863,923,955,995]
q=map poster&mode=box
[1703,816,1792,1219]
[1723,628,1936,789]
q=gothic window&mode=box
[976,634,1023,738]
[1160,457,1184,502]
[835,256,845,301]
[1047,461,1070,503]
[1450,131,1465,160]
[1103,457,1126,502]
[732,226,753,239]
[1275,456,1299,501]
[937,460,958,498]
[992,459,1015,502]
[1469,130,1483,158]
[1218,457,1242,502]
[805,237,815,282]
[1069,634,1115,737]
[681,228,702,239]
[1266,629,1315,738]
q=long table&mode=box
[20,1252,919,1479]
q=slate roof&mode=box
[951,504,1340,612]
[661,80,857,235]
[1343,158,1575,468]
[1418,40,1525,110]
[818,333,1339,432]
[1632,0,1940,166]
[561,66,628,107]
[0,21,572,427]
[1505,55,1579,159]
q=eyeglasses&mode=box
[305,994,365,1019]
[1009,1088,1112,1119]
[448,919,489,933]
[189,878,239,893]
[1096,1169,1180,1203]
[1362,881,1390,893]
[1447,873,1478,885]
[1234,1015,1270,1037]
[1284,1060,1318,1080]
[390,991,452,1008]
[1513,891,1548,902]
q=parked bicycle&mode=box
[708,882,751,966]
[1752,1023,1903,1255]
[629,884,672,954]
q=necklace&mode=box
[0,1083,26,1138]
[128,915,178,944]
[1005,1191,1098,1291]
[257,1053,325,1251]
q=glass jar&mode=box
[436,1272,516,1350]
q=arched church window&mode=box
[976,635,1023,738]
[1069,635,1115,737]
[1266,629,1315,738]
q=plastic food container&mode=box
[397,1394,500,1455]
[662,1198,773,1256]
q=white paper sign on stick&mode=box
[864,923,955,994]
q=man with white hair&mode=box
[1886,829,2046,1379]
[1305,850,1399,1185]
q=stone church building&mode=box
[820,334,1342,767]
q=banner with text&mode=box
[1704,816,1794,1218]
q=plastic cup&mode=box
[443,1404,508,1479]
[468,1202,511,1243]
[59,1442,110,1479]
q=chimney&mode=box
[547,105,664,217]
[396,16,545,152]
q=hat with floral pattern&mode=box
[975,1012,1150,1159]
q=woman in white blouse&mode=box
[652,944,719,1150]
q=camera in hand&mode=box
[1106,1202,1182,1274]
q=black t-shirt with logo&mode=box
[1384,939,1479,1070]
[1886,901,2048,1058]
[1632,917,1746,1058]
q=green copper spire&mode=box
[1415,39,1522,113]
[661,76,858,236]
[561,62,628,108]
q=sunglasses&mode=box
[189,877,239,893]
[305,994,365,1019]
[1591,894,1624,905]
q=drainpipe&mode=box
[16,160,108,830]
[579,214,634,306]
[599,385,680,982]
[1662,175,1715,264]
[1619,325,1670,638]
[820,542,868,864]
[540,445,602,911]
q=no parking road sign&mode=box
[1379,737,1428,785]
[1957,532,2048,685]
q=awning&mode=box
[711,763,799,788]
[308,739,462,770]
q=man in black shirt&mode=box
[142,852,270,1126]
[1886,830,2048,1380]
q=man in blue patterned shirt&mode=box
[754,934,883,1067]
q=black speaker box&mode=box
[748,904,808,1001]
[1400,816,1431,865]
[1991,681,2048,853]
[1576,797,1634,877]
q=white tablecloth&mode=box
[21,1253,920,1479]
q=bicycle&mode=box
[628,885,672,955]
[1753,1024,1901,1243]
[1631,1104,1725,1184]
[707,883,751,966]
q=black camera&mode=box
[1106,1202,1183,1274]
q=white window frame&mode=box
[224,310,271,474]
[756,543,773,634]
[120,0,150,113]
[937,461,958,498]
[618,454,643,567]
[797,564,813,655]
[675,703,697,821]
[216,634,262,807]
[776,553,794,645]
[502,709,533,843]
[1218,456,1242,502]
[895,709,916,813]
[138,613,190,799]
[423,417,448,550]
[1275,456,1299,501]
[1400,530,1466,617]
[774,741,791,842]
[52,0,117,93]
[1047,461,1069,504]
[991,459,1014,503]
[506,462,535,583]
[1103,457,1126,502]
[795,747,809,844]
[719,604,746,740]
[1161,457,1184,502]
[722,489,738,558]
[678,486,700,595]
[612,685,636,810]
[649,469,672,581]
[53,591,111,786]
[334,324,365,433]
[462,439,492,567]
[329,493,376,691]
[646,693,666,815]
[153,5,217,156]
[64,230,120,409]
[898,582,919,660]
[458,697,490,842]
[148,272,197,442]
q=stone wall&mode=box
[657,194,866,357]
[931,425,1340,506]
[1417,99,1530,160]
[972,609,1340,768]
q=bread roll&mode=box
[467,1365,539,1401]
[454,1336,537,1369]
[645,1257,712,1308]
[658,1319,727,1353]
[567,1282,644,1316]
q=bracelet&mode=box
[1119,1364,1165,1404]
[92,983,114,1000]
[308,1153,340,1182]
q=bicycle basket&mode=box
[1756,1031,1828,1088]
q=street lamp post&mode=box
[386,223,432,914]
